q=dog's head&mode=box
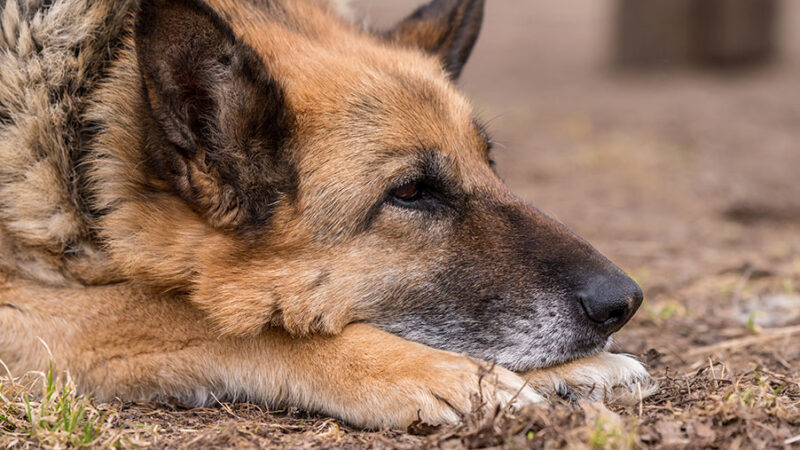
[132,0,642,371]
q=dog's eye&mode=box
[387,178,450,212]
[392,182,421,202]
[387,181,441,211]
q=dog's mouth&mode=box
[508,343,610,373]
[370,300,622,373]
[488,328,615,373]
[549,335,613,367]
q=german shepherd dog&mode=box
[0,0,652,428]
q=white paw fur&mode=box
[520,352,657,404]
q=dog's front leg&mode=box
[209,323,546,428]
[0,280,541,429]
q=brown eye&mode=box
[387,180,444,211]
[392,182,419,201]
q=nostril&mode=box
[576,275,640,331]
[577,291,615,324]
[603,304,628,325]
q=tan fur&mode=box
[1,277,653,428]
[1,277,542,428]
[0,0,486,336]
[78,0,490,337]
[0,0,651,428]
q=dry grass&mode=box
[2,343,798,448]
[1,251,799,449]
[0,362,158,448]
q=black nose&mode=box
[577,273,643,335]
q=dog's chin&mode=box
[495,336,613,373]
[370,314,615,372]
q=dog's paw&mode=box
[379,353,545,428]
[437,354,547,412]
[519,352,657,404]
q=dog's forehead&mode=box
[282,46,488,182]
[295,65,491,189]
[215,0,489,171]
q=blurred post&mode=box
[616,0,778,68]
[615,0,694,67]
[695,0,777,65]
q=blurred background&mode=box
[353,0,800,375]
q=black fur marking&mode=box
[353,150,457,233]
[0,102,10,126]
[441,0,484,79]
[368,190,637,371]
[137,0,237,46]
[66,10,132,231]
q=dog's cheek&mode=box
[190,228,440,338]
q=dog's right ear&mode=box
[387,0,484,80]
[135,0,293,230]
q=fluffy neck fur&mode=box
[0,0,356,288]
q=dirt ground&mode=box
[3,1,800,448]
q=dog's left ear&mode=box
[135,0,293,230]
[387,0,484,80]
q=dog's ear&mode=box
[135,0,293,230]
[387,0,484,80]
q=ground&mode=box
[2,1,800,448]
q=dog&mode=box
[0,0,652,429]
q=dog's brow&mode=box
[419,150,450,179]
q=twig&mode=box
[687,325,800,357]
[638,382,644,417]
[209,392,241,420]
[507,367,533,412]
[708,357,718,390]
[771,351,793,371]
[784,434,800,445]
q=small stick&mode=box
[708,357,718,390]
[638,382,644,417]
[687,325,800,357]
[209,391,241,420]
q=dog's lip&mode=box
[511,337,612,372]
[552,345,605,367]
